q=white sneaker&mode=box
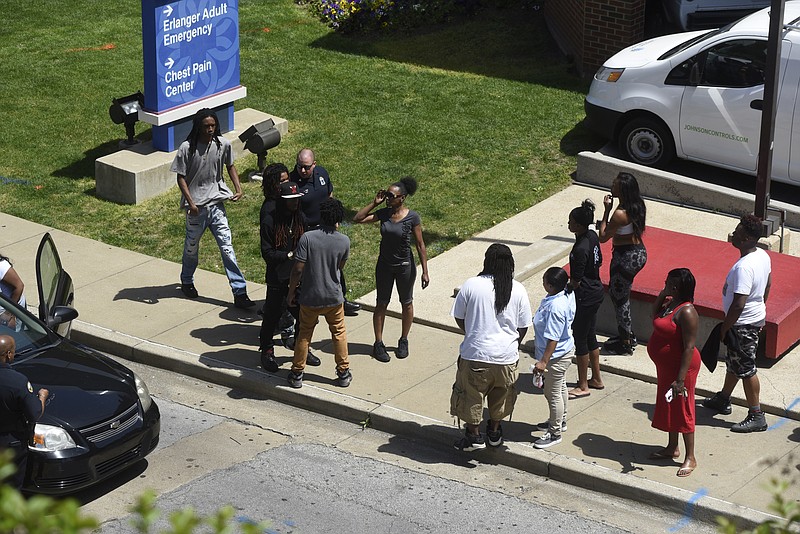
[534,432,562,449]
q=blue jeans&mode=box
[181,203,247,295]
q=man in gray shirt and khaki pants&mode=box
[286,198,352,388]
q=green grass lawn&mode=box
[0,0,601,300]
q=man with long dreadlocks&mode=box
[258,180,318,372]
[449,243,532,451]
[171,108,255,309]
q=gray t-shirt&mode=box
[377,208,420,266]
[170,137,235,208]
[295,227,350,308]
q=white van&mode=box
[585,2,800,185]
[661,0,770,31]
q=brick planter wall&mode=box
[545,0,646,77]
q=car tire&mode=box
[619,117,675,169]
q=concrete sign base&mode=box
[95,108,287,205]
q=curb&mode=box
[71,319,779,530]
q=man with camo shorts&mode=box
[703,215,772,432]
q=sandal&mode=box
[568,390,591,400]
[677,465,695,477]
[649,449,679,460]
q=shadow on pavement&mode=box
[71,459,149,505]
[571,432,647,474]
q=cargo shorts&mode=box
[449,357,518,426]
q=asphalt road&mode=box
[78,358,718,534]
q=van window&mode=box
[665,59,694,85]
[700,39,767,87]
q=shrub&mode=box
[299,0,482,33]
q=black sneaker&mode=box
[336,368,352,387]
[260,348,279,373]
[234,293,256,309]
[702,391,732,415]
[181,283,199,299]
[287,370,303,389]
[533,432,562,449]
[536,418,568,433]
[396,337,409,359]
[604,333,638,348]
[604,338,634,355]
[453,432,486,452]
[344,300,361,316]
[372,341,391,363]
[306,350,321,367]
[731,410,767,433]
[281,335,295,350]
[486,424,503,447]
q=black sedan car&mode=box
[1,233,160,494]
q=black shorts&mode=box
[375,261,416,305]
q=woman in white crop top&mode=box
[596,172,647,355]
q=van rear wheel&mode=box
[619,118,675,168]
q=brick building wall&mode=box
[545,0,646,77]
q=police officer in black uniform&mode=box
[0,334,48,489]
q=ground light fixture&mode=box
[238,118,281,180]
[108,91,144,147]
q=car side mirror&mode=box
[47,306,79,329]
[689,63,701,86]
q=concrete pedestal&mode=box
[95,109,288,205]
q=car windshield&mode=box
[658,23,734,61]
[0,294,57,360]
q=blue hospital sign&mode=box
[142,0,241,113]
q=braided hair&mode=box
[479,243,515,315]
[186,108,222,153]
[262,163,288,201]
[273,198,305,249]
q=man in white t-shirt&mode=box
[450,244,532,451]
[703,215,772,432]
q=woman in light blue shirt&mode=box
[532,267,576,449]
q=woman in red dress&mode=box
[647,268,701,477]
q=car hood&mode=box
[14,340,138,430]
[605,31,707,68]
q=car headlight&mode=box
[594,67,624,82]
[30,424,77,451]
[134,372,153,413]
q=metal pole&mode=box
[754,0,785,223]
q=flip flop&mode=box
[677,465,696,477]
[649,450,680,460]
[588,384,605,390]
[568,391,591,400]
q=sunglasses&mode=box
[384,191,397,200]
[296,163,314,171]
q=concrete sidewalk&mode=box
[2,183,799,530]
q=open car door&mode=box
[36,232,77,338]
